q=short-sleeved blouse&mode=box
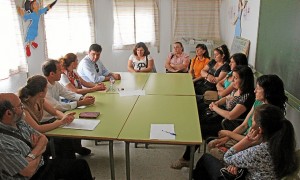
[226,90,255,119]
[60,70,82,89]
[129,54,153,71]
[207,59,231,78]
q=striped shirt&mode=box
[0,120,43,180]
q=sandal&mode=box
[170,158,189,169]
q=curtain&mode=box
[0,0,27,80]
[113,0,159,50]
[44,0,95,59]
[172,0,221,42]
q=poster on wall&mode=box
[17,0,57,57]
[230,0,250,37]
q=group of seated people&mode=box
[0,42,298,179]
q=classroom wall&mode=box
[1,0,300,148]
[220,0,260,67]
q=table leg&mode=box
[109,141,115,180]
[125,142,130,180]
[189,145,195,180]
[49,137,56,159]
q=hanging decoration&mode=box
[17,0,57,57]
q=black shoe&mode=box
[76,147,91,156]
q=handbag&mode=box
[220,167,246,180]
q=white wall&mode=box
[220,0,260,67]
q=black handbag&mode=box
[220,167,246,180]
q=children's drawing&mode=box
[18,0,57,57]
[233,0,248,37]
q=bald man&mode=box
[0,93,93,180]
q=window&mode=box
[172,0,220,42]
[113,0,159,49]
[44,0,95,59]
[0,0,27,80]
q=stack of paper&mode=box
[62,119,100,131]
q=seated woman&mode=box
[19,75,90,158]
[128,42,155,73]
[171,65,255,169]
[193,104,297,180]
[165,42,190,73]
[216,53,248,98]
[208,74,288,160]
[195,44,231,95]
[59,53,106,94]
[189,44,210,82]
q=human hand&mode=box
[226,165,238,175]
[209,102,218,111]
[81,96,95,105]
[218,130,230,138]
[30,133,40,148]
[215,136,230,147]
[94,83,106,91]
[112,73,121,80]
[246,128,262,145]
[61,112,76,125]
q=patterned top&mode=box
[224,142,277,180]
[0,120,43,180]
[60,70,82,89]
[225,90,255,119]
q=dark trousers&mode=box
[31,158,93,180]
[193,153,224,180]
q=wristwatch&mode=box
[27,153,36,160]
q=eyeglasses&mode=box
[95,63,99,73]
[12,103,25,110]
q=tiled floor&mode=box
[80,140,203,180]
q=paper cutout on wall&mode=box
[233,0,248,37]
[17,0,57,57]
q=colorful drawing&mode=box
[17,0,57,57]
[233,0,248,37]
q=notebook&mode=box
[79,112,100,119]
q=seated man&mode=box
[77,43,121,83]
[0,93,93,180]
[42,59,94,155]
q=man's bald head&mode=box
[0,93,22,123]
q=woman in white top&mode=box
[128,42,154,73]
[59,53,106,95]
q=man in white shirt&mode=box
[42,59,95,114]
[42,59,95,156]
[77,44,121,83]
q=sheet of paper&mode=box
[150,124,176,140]
[119,89,145,97]
[62,119,100,131]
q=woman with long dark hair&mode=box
[189,44,210,82]
[208,74,288,160]
[194,44,231,95]
[128,42,155,72]
[193,104,297,180]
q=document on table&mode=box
[150,124,176,140]
[119,89,145,96]
[62,119,100,131]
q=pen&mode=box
[162,130,176,136]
